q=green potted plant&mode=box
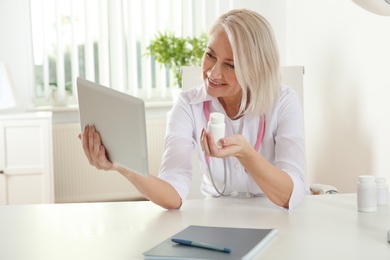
[145,31,208,88]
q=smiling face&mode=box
[201,29,242,108]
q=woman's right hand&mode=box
[78,126,182,210]
[78,125,115,171]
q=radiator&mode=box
[52,119,166,203]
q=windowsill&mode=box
[30,100,174,113]
[30,104,79,112]
[30,100,174,124]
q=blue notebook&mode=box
[143,225,278,260]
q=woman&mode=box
[80,8,307,210]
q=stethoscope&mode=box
[203,100,266,197]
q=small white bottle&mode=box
[207,112,225,148]
[357,175,377,212]
[376,177,389,206]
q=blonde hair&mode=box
[209,9,281,117]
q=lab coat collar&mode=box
[186,84,214,105]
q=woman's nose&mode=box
[208,63,223,79]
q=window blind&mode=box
[30,0,233,106]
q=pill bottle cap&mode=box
[210,112,225,124]
[359,175,375,183]
[375,177,386,184]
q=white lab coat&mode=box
[158,84,307,209]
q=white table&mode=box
[0,194,389,260]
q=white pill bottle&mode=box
[376,177,389,206]
[357,175,377,212]
[207,112,225,148]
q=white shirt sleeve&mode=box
[158,88,204,200]
[271,85,308,209]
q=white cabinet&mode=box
[0,112,54,205]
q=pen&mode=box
[171,238,232,253]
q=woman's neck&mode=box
[218,96,242,119]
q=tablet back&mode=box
[77,77,149,177]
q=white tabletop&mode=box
[0,194,389,260]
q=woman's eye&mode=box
[206,52,216,59]
[226,63,235,69]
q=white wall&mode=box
[286,0,390,192]
[1,0,390,193]
[0,0,34,113]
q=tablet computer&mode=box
[77,77,149,177]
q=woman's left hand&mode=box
[200,128,250,159]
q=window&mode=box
[30,0,233,106]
